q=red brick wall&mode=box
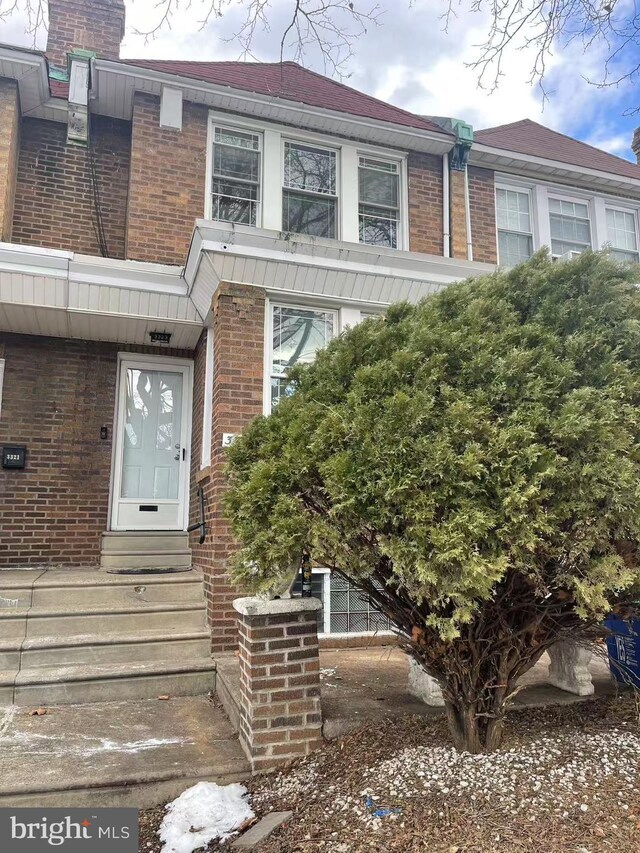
[408,152,443,255]
[12,116,131,259]
[0,78,20,242]
[190,283,266,652]
[468,166,497,264]
[126,93,208,265]
[46,0,125,68]
[0,333,191,568]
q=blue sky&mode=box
[1,0,637,162]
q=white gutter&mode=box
[464,165,473,262]
[95,59,456,155]
[442,153,450,258]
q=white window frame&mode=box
[494,173,640,259]
[264,298,339,415]
[282,137,341,240]
[207,123,264,228]
[547,192,593,257]
[358,155,403,250]
[603,203,640,262]
[495,184,534,266]
[205,111,409,249]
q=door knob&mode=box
[174,453,180,461]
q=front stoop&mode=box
[100,531,192,572]
[0,696,249,808]
[0,569,215,705]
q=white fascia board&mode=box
[196,220,493,282]
[94,60,455,155]
[0,241,72,276]
[70,254,190,297]
[470,143,640,197]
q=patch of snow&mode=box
[0,706,17,738]
[159,781,254,853]
[0,731,190,756]
[320,668,337,678]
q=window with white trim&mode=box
[549,198,592,256]
[358,156,400,248]
[606,208,639,263]
[283,141,338,238]
[269,305,336,409]
[496,187,533,266]
[211,126,261,226]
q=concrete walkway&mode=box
[0,695,249,808]
[320,646,618,738]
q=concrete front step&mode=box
[0,602,207,640]
[3,659,216,706]
[0,571,205,609]
[100,531,192,571]
[0,696,249,808]
[0,630,211,669]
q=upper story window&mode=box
[358,157,400,249]
[269,305,336,409]
[549,198,592,256]
[606,208,639,263]
[211,127,262,226]
[496,187,533,266]
[283,142,338,238]
[207,112,409,249]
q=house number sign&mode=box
[2,445,27,469]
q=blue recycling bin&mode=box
[604,616,640,689]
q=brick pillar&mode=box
[0,79,20,243]
[449,168,469,260]
[191,283,266,653]
[234,597,323,773]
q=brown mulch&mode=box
[139,694,640,853]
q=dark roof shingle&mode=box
[121,59,449,135]
[475,119,640,181]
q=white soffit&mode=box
[186,221,495,319]
[91,60,454,155]
[0,243,204,348]
[470,143,640,198]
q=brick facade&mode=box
[234,597,323,772]
[12,116,131,259]
[190,283,266,652]
[0,79,20,242]
[126,93,208,265]
[46,0,125,68]
[449,168,469,260]
[0,333,191,568]
[468,166,498,264]
[408,152,443,255]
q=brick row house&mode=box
[1,0,640,703]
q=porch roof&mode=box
[0,227,495,346]
[0,242,204,348]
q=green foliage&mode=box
[225,252,640,637]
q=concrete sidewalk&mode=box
[319,646,618,737]
[0,695,249,808]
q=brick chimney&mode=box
[46,0,126,68]
[632,127,640,165]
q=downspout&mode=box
[442,153,450,258]
[464,165,473,262]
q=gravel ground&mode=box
[140,694,640,853]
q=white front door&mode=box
[111,357,193,531]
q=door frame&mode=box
[109,353,194,532]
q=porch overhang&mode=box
[0,242,204,348]
[184,221,496,321]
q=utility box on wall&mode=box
[2,445,27,469]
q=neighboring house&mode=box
[1,0,640,657]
